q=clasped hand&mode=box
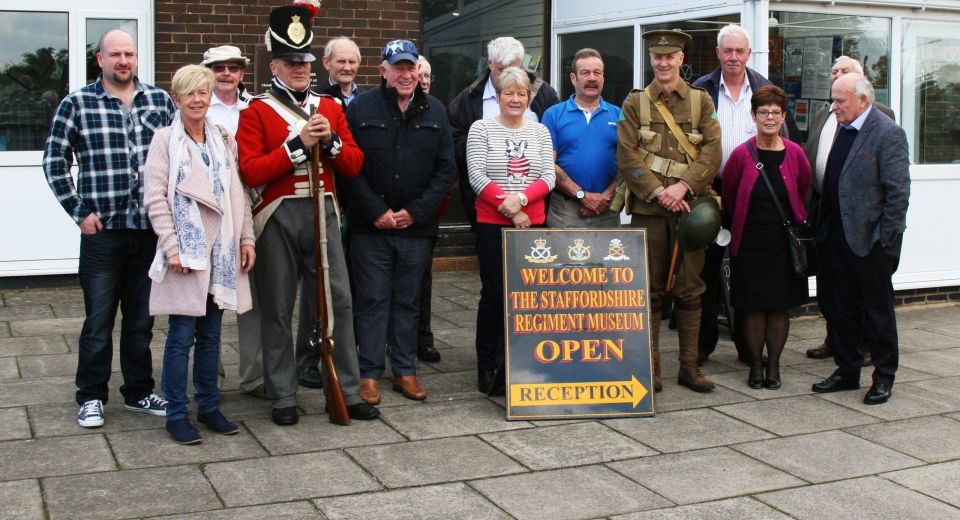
[299,113,333,149]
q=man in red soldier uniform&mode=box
[236,2,378,425]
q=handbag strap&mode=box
[746,141,792,227]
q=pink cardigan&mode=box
[144,127,255,317]
[721,137,811,256]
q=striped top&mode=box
[717,79,756,173]
[466,118,555,225]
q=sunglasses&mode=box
[211,64,243,73]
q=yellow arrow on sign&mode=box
[510,376,649,408]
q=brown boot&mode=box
[391,375,426,401]
[359,378,381,405]
[678,362,715,392]
[649,306,663,393]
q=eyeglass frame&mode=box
[754,109,784,119]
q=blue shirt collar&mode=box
[563,94,609,112]
[847,104,872,131]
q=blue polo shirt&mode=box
[540,95,620,193]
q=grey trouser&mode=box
[255,198,362,408]
[546,195,621,229]
[235,270,264,392]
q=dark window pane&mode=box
[0,11,68,152]
[903,20,960,165]
[559,27,633,107]
[641,15,741,86]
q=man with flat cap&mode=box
[236,2,378,425]
[617,29,722,393]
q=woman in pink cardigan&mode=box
[721,86,811,390]
[144,65,255,444]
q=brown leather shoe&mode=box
[359,378,381,405]
[653,375,663,393]
[806,342,832,359]
[391,375,426,401]
[678,362,715,392]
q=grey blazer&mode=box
[817,106,910,257]
[803,101,895,180]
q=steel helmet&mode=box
[677,197,722,251]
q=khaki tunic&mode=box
[617,80,721,303]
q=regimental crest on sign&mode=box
[604,238,630,261]
[288,15,306,44]
[524,237,558,264]
[567,238,591,262]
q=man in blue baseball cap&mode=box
[342,39,455,404]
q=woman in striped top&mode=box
[466,67,556,395]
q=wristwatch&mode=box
[575,189,585,200]
[517,192,529,207]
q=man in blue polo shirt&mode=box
[543,48,621,228]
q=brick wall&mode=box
[154,0,421,90]
[793,285,960,316]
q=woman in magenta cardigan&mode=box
[466,67,556,395]
[722,85,811,390]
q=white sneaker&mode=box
[77,399,104,428]
[125,393,168,416]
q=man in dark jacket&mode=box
[344,39,455,404]
[449,36,559,226]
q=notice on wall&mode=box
[784,39,804,79]
[801,37,835,100]
[794,99,809,132]
[503,229,654,420]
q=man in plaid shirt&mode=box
[42,29,175,428]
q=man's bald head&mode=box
[832,73,873,124]
[96,29,138,87]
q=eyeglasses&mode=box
[418,73,434,81]
[756,109,784,119]
[210,64,243,73]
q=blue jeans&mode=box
[161,295,224,421]
[351,234,432,379]
[76,229,156,405]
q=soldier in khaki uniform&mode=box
[617,30,721,393]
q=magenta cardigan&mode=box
[721,137,812,256]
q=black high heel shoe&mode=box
[747,366,764,389]
[764,377,781,390]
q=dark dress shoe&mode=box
[864,382,892,405]
[811,373,860,393]
[764,379,781,390]
[806,343,833,359]
[298,367,324,389]
[271,406,299,426]
[478,370,496,393]
[862,353,873,367]
[346,403,380,420]
[418,344,441,363]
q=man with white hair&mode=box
[803,56,896,363]
[321,36,362,106]
[449,36,559,226]
[810,73,909,405]
[692,24,782,365]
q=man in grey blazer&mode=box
[811,73,910,404]
[803,56,895,362]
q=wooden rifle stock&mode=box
[307,105,350,426]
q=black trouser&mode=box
[475,223,507,373]
[822,231,899,385]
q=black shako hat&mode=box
[265,4,316,62]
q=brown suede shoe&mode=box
[359,378,381,405]
[806,342,832,359]
[653,375,663,393]
[391,375,426,401]
[678,362,715,392]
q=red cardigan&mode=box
[721,136,811,256]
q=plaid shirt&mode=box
[43,77,175,229]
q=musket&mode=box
[306,104,350,426]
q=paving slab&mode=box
[758,475,960,520]
[0,479,44,520]
[604,408,774,453]
[733,430,922,483]
[420,346,477,373]
[929,323,960,339]
[0,304,54,321]
[347,436,525,487]
[714,395,879,436]
[711,366,820,399]
[0,356,17,380]
[480,421,657,470]
[650,379,754,412]
[10,317,85,337]
[379,398,531,440]
[27,401,165,437]
[897,304,960,326]
[898,329,960,352]
[316,482,509,520]
[2,288,83,306]
[0,322,8,337]
[204,450,380,507]
[432,326,477,348]
[796,362,939,384]
[816,383,960,421]
[49,303,86,319]
[212,391,275,421]
[0,406,30,441]
[43,465,220,520]
[882,460,960,508]
[108,426,268,469]
[470,464,672,520]
[243,413,404,455]
[610,496,793,520]
[0,376,81,407]
[0,434,115,480]
[609,447,803,505]
[899,348,960,377]
[0,335,68,357]
[150,502,322,519]
[906,374,960,400]
[845,415,960,463]
[433,309,476,328]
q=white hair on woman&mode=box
[487,36,525,66]
[716,24,751,49]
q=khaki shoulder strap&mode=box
[638,87,652,132]
[689,88,701,133]
[652,96,700,162]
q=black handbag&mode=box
[746,142,817,278]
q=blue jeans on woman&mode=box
[161,295,224,422]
